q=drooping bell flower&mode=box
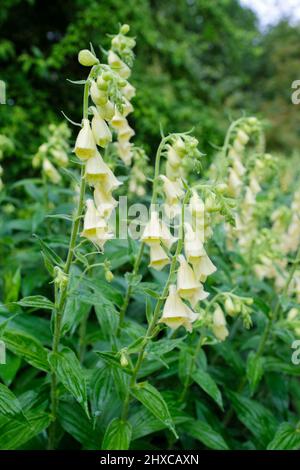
[81,199,113,249]
[184,223,205,264]
[94,183,117,218]
[149,243,170,271]
[85,152,122,189]
[212,305,229,341]
[192,250,217,283]
[160,220,178,250]
[160,175,184,205]
[177,255,209,308]
[91,108,112,147]
[74,119,96,160]
[42,158,61,184]
[141,211,161,246]
[159,284,198,332]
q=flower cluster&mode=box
[32,123,71,184]
[109,25,136,166]
[75,27,136,250]
[128,147,151,197]
[140,137,220,333]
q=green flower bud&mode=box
[224,297,236,317]
[120,351,129,367]
[78,49,98,67]
[105,270,114,283]
[120,24,130,35]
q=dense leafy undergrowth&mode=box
[0,25,300,451]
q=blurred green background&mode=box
[1,0,300,180]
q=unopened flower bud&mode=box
[120,351,129,367]
[105,270,114,283]
[120,24,130,35]
[78,49,98,67]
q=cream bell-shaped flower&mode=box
[81,199,113,249]
[91,109,112,147]
[192,250,217,282]
[122,82,136,101]
[97,101,115,121]
[90,80,107,106]
[85,152,122,190]
[167,145,182,168]
[108,50,131,79]
[118,124,135,141]
[111,109,127,129]
[212,305,229,341]
[116,141,132,166]
[141,211,161,246]
[249,176,261,195]
[189,190,205,218]
[159,284,198,332]
[149,243,170,271]
[177,255,209,308]
[228,168,242,197]
[94,183,117,218]
[74,119,96,160]
[184,223,205,263]
[160,175,184,205]
[122,98,134,117]
[43,158,61,184]
[233,158,246,177]
[160,220,178,250]
[81,199,106,239]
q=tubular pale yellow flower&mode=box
[141,211,161,245]
[43,158,61,184]
[122,82,136,100]
[177,255,209,308]
[228,168,242,197]
[91,109,112,147]
[118,124,135,141]
[160,175,184,205]
[81,199,113,249]
[108,50,131,79]
[160,220,178,250]
[78,49,98,66]
[149,243,170,271]
[224,297,236,317]
[111,109,127,129]
[74,119,96,160]
[192,251,217,282]
[81,199,106,238]
[122,98,134,117]
[97,101,115,121]
[94,184,117,218]
[189,190,205,218]
[90,80,108,106]
[233,158,246,177]
[167,145,182,168]
[85,152,122,189]
[233,139,245,154]
[236,129,249,145]
[116,141,133,166]
[249,176,261,195]
[212,305,229,341]
[184,223,205,264]
[159,284,198,332]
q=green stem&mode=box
[117,135,170,334]
[180,333,204,402]
[121,191,190,421]
[48,70,92,449]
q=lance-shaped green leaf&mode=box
[131,381,177,438]
[0,383,22,416]
[192,368,223,410]
[48,347,89,417]
[15,295,54,311]
[102,418,132,450]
